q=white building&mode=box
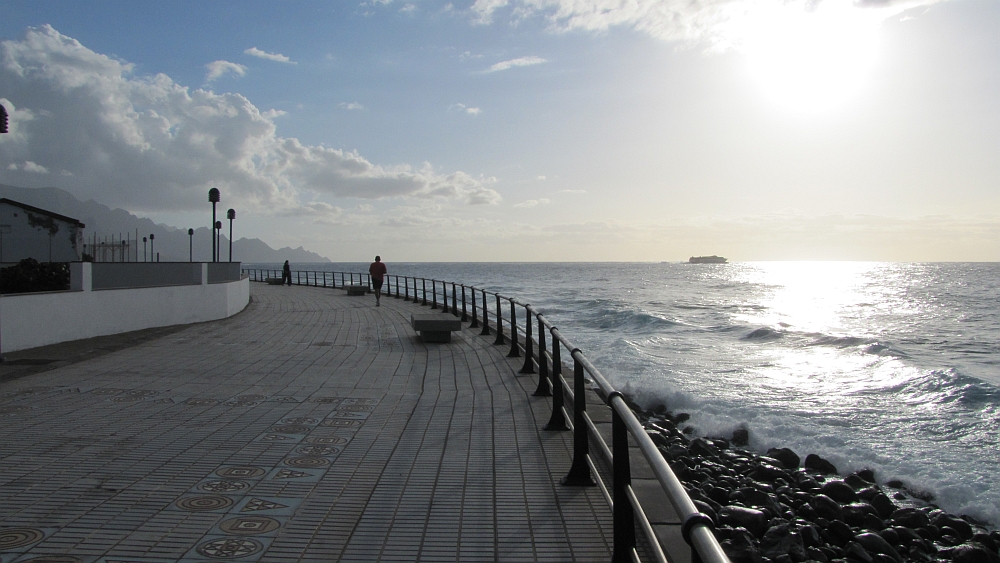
[0,198,85,263]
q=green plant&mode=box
[0,258,71,294]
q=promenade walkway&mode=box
[0,283,612,562]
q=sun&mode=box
[735,1,884,113]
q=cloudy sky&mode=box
[0,0,997,261]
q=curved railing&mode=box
[242,268,730,563]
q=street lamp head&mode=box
[227,208,236,220]
[208,188,220,203]
[143,237,147,242]
[149,233,154,240]
[215,221,222,230]
[188,228,194,235]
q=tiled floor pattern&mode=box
[0,284,611,562]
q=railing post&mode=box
[519,306,535,373]
[507,299,520,357]
[562,353,595,486]
[544,332,569,431]
[367,274,372,293]
[610,393,636,563]
[387,275,393,298]
[452,283,458,317]
[422,279,428,306]
[494,294,506,345]
[403,277,410,301]
[469,287,479,327]
[442,281,450,313]
[533,316,551,396]
[461,286,469,322]
[297,271,301,285]
[480,289,491,335]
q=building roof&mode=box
[0,198,86,228]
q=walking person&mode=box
[281,260,292,286]
[369,255,387,306]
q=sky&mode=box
[0,0,997,262]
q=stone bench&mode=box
[411,314,462,343]
[266,278,283,285]
[345,284,368,296]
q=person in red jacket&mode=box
[368,255,387,306]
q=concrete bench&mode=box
[266,278,283,285]
[345,284,368,296]
[411,314,462,343]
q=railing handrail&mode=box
[240,267,729,563]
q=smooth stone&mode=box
[934,514,974,541]
[761,524,806,561]
[889,508,929,529]
[800,524,822,548]
[767,447,801,470]
[952,542,1000,563]
[752,464,788,482]
[842,503,878,527]
[720,506,769,538]
[844,541,874,563]
[822,481,860,503]
[690,437,721,458]
[811,494,844,521]
[972,533,998,552]
[732,427,750,446]
[722,528,764,563]
[856,469,876,483]
[862,513,887,532]
[845,474,870,490]
[855,532,903,562]
[857,487,881,502]
[869,493,896,519]
[807,546,830,563]
[826,520,856,547]
[805,454,839,475]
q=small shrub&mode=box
[0,258,71,294]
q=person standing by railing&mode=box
[368,255,387,306]
[281,260,292,286]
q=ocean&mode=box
[245,261,1000,527]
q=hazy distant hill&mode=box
[0,184,329,263]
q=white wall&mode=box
[0,263,249,353]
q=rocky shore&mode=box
[633,402,1000,563]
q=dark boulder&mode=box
[855,532,902,562]
[845,474,870,490]
[719,506,769,538]
[806,546,830,562]
[857,487,881,502]
[885,479,904,489]
[752,464,788,482]
[842,503,878,527]
[952,542,1000,563]
[889,508,929,529]
[690,437,720,458]
[732,426,750,446]
[741,488,783,514]
[805,454,839,475]
[811,494,844,521]
[869,493,896,519]
[800,524,822,548]
[722,528,763,563]
[822,481,859,503]
[862,513,887,532]
[844,541,874,563]
[761,523,806,561]
[766,447,801,469]
[826,519,856,546]
[933,514,974,541]
[972,533,997,552]
[856,469,876,483]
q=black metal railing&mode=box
[241,268,730,563]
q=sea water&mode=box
[246,261,1000,526]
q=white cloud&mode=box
[560,188,585,193]
[244,47,296,64]
[513,198,550,208]
[470,0,950,52]
[449,103,481,115]
[7,161,50,173]
[205,60,247,81]
[485,55,546,73]
[338,102,365,110]
[0,26,501,213]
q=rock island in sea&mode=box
[630,398,1000,563]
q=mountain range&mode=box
[0,184,330,263]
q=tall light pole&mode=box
[149,233,155,262]
[188,228,194,262]
[208,188,220,262]
[215,221,222,264]
[226,209,236,262]
[143,237,147,262]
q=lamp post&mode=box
[215,221,222,263]
[209,188,220,262]
[143,237,147,262]
[188,228,194,262]
[226,209,235,262]
[149,233,155,262]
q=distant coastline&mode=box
[689,255,728,264]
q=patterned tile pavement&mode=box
[0,283,612,562]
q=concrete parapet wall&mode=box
[1,262,249,353]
